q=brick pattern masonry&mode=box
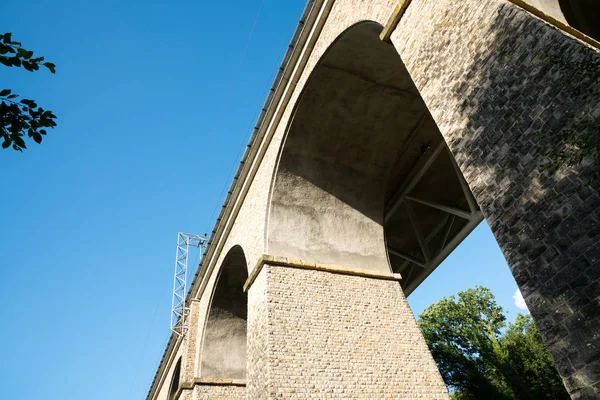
[248,263,449,399]
[194,384,245,400]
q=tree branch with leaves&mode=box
[1,32,57,151]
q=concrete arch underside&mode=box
[147,1,600,399]
[267,21,483,293]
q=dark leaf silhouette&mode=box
[0,32,57,152]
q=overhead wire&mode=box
[126,264,172,397]
[203,0,309,254]
[205,0,268,230]
[210,0,308,231]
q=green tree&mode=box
[500,314,569,399]
[1,32,56,151]
[418,286,568,400]
[419,287,512,399]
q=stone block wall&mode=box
[194,383,245,400]
[392,0,600,397]
[182,301,202,385]
[247,262,449,399]
[247,265,270,400]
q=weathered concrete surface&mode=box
[147,0,600,399]
[268,22,434,274]
[527,0,567,22]
[267,21,481,291]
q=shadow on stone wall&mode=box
[442,4,600,396]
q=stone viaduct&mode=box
[147,0,600,399]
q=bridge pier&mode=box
[246,256,449,399]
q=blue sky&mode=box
[0,1,523,399]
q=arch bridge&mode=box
[148,1,600,399]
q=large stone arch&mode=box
[266,21,483,292]
[167,358,181,400]
[199,245,248,380]
[268,21,419,273]
[251,20,457,399]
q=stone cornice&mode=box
[244,254,402,292]
[173,379,247,400]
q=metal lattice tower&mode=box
[171,232,207,338]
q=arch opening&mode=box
[199,245,248,379]
[558,0,600,40]
[168,358,181,400]
[267,22,482,293]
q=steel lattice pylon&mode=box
[171,232,207,337]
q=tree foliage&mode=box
[419,286,569,400]
[1,32,56,151]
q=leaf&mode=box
[0,89,11,96]
[7,94,17,99]
[43,62,56,73]
[17,48,33,59]
[1,139,10,149]
[20,99,36,108]
[13,135,26,148]
[2,33,11,44]
[32,131,42,144]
